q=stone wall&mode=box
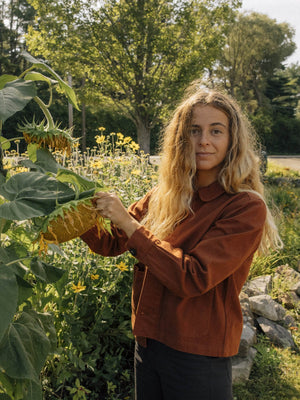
[232,265,300,384]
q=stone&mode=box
[256,317,296,349]
[239,292,255,325]
[276,292,296,309]
[274,265,300,290]
[283,314,298,329]
[237,323,257,357]
[249,294,286,321]
[243,275,272,297]
[232,347,257,384]
[292,281,300,296]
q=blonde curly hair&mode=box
[143,83,282,253]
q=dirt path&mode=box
[268,156,300,172]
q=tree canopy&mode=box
[26,0,241,153]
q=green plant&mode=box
[233,336,300,399]
[0,53,89,399]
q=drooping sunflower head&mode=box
[37,198,109,255]
[19,119,74,156]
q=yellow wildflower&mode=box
[117,132,124,140]
[71,281,86,293]
[98,126,106,131]
[95,135,106,144]
[91,274,99,280]
[116,261,129,272]
[130,142,140,152]
[131,169,141,176]
[123,136,132,144]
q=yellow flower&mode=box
[131,169,141,176]
[130,142,140,152]
[71,281,86,293]
[123,136,132,144]
[116,261,129,272]
[117,132,124,140]
[96,135,106,144]
[98,126,106,131]
[91,274,99,280]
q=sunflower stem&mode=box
[34,96,55,130]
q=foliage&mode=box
[208,11,299,154]
[26,0,240,153]
[2,135,300,399]
[0,53,86,400]
[233,336,300,400]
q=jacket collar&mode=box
[197,180,226,202]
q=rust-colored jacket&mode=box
[81,181,266,357]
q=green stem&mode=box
[5,256,32,267]
[34,96,55,130]
[18,65,35,79]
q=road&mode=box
[150,155,300,172]
[268,156,300,172]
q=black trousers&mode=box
[134,339,233,400]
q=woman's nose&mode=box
[197,130,210,145]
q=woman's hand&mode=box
[93,192,140,238]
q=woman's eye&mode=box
[212,129,222,135]
[191,129,201,136]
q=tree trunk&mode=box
[81,76,86,153]
[81,102,86,153]
[67,73,73,129]
[136,117,151,155]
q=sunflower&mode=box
[38,198,108,254]
[19,118,74,156]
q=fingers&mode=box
[92,192,124,221]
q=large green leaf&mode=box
[16,275,34,305]
[30,257,66,283]
[0,244,29,278]
[0,172,76,220]
[21,51,79,110]
[0,74,17,90]
[21,147,61,174]
[56,168,96,192]
[0,79,37,123]
[0,311,51,384]
[0,265,18,343]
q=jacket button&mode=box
[129,248,137,256]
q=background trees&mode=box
[0,0,299,154]
[208,12,299,152]
[25,0,240,153]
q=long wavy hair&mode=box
[143,84,282,253]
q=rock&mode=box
[232,347,257,383]
[249,294,286,321]
[292,281,300,296]
[239,292,255,325]
[274,265,300,288]
[256,317,296,349]
[243,275,272,297]
[283,314,298,329]
[276,292,296,309]
[238,323,257,357]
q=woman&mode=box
[81,85,282,399]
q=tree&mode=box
[210,12,296,109]
[26,0,240,153]
[0,0,35,75]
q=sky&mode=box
[241,0,300,65]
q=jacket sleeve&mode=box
[125,192,267,298]
[80,191,151,256]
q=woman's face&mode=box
[190,104,230,186]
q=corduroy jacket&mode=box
[81,181,266,357]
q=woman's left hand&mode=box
[93,192,140,238]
